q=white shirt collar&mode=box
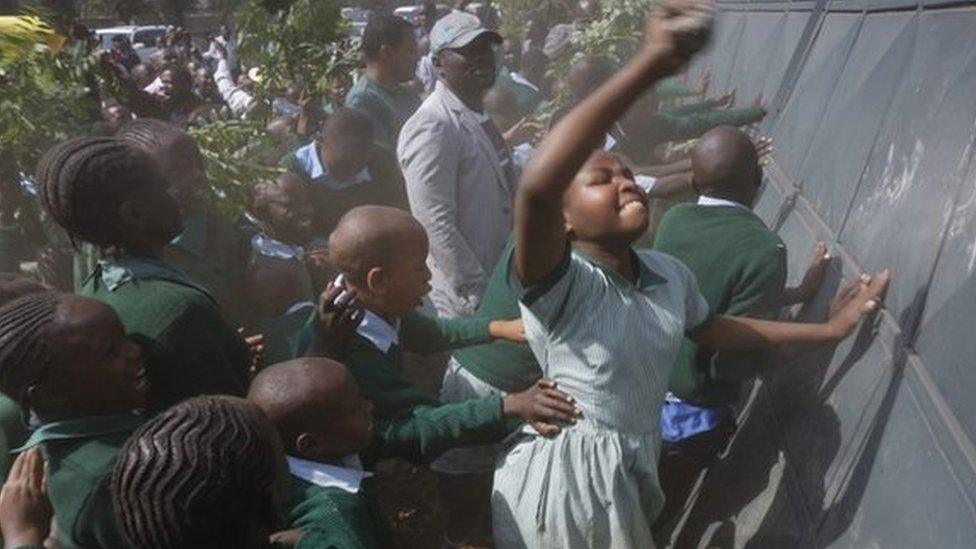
[697,195,751,210]
[294,142,371,190]
[251,233,305,260]
[356,310,400,353]
[508,71,540,92]
[286,455,372,494]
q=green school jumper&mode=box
[280,145,409,239]
[653,203,787,406]
[294,310,493,418]
[452,237,543,393]
[164,204,249,326]
[79,256,251,410]
[0,394,26,480]
[613,106,765,165]
[286,396,510,547]
[15,414,144,549]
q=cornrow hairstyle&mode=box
[116,118,183,154]
[35,136,162,248]
[112,395,284,549]
[0,291,59,406]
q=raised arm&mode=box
[514,0,715,284]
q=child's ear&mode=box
[365,266,386,294]
[117,197,146,230]
[295,432,318,457]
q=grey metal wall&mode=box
[673,1,976,547]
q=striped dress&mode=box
[492,248,710,549]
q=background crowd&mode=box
[0,1,889,548]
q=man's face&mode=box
[436,35,497,100]
[386,29,420,83]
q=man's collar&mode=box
[356,310,401,353]
[286,455,372,494]
[697,195,751,210]
[294,142,372,190]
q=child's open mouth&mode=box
[619,199,647,216]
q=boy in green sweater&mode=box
[0,291,148,548]
[244,173,321,365]
[651,125,833,542]
[294,205,529,418]
[280,109,409,239]
[248,356,577,547]
[37,136,253,410]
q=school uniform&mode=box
[0,394,26,479]
[611,106,765,165]
[15,413,144,549]
[280,142,409,239]
[247,232,317,365]
[80,256,251,410]
[286,396,512,547]
[651,196,787,537]
[294,308,494,418]
[164,203,250,325]
[496,66,545,117]
[431,236,543,474]
[492,247,711,549]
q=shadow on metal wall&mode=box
[669,1,976,547]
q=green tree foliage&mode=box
[0,21,99,185]
[235,0,357,100]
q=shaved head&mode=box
[247,358,352,452]
[691,126,762,205]
[328,206,426,284]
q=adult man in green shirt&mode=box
[651,126,829,544]
[345,14,422,151]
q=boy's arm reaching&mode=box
[691,271,890,351]
[515,0,715,285]
[400,312,524,354]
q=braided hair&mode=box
[0,291,59,406]
[116,118,183,154]
[35,136,162,248]
[112,395,283,549]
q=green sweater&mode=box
[294,311,492,419]
[653,203,787,406]
[614,106,765,165]
[280,146,409,239]
[453,237,543,392]
[16,414,143,549]
[79,259,251,410]
[287,395,508,548]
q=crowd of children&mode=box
[0,1,892,548]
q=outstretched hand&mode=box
[0,448,51,548]
[504,379,581,437]
[305,282,365,360]
[754,135,773,159]
[827,270,891,340]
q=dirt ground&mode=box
[373,351,451,549]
